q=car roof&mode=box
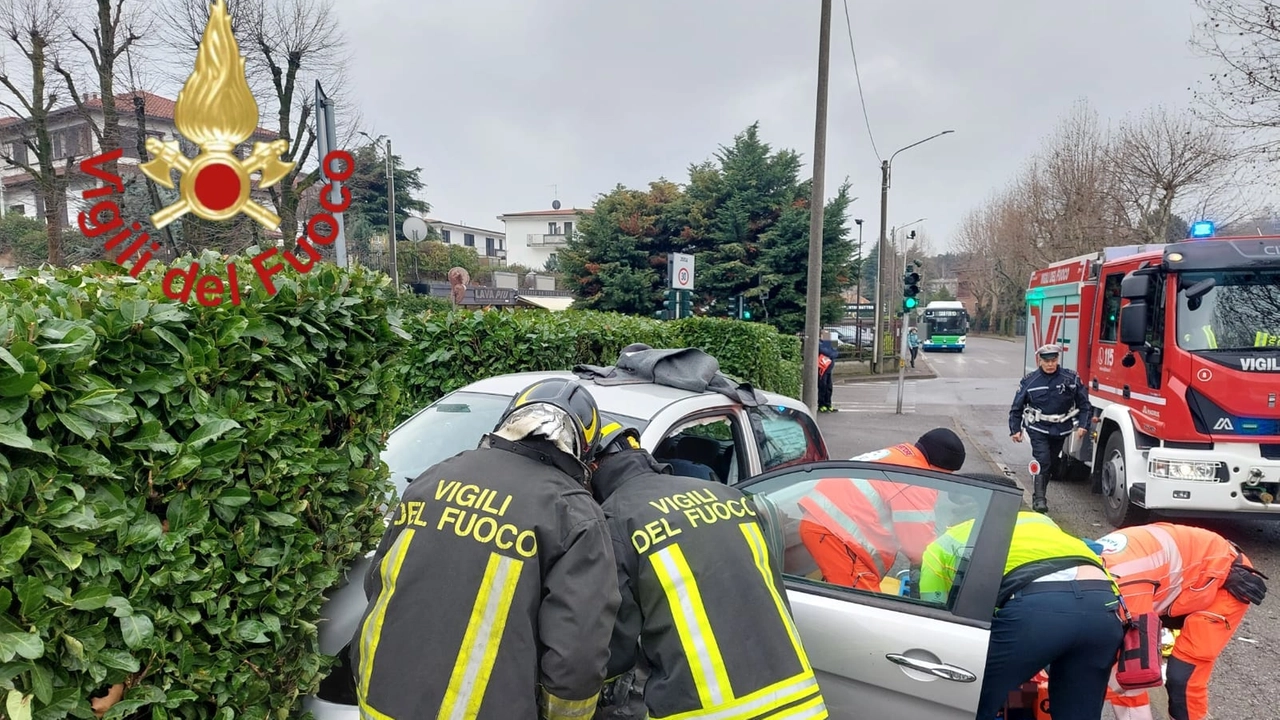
[453,369,805,421]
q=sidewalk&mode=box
[831,352,937,384]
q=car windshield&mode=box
[382,390,647,493]
[1175,269,1280,351]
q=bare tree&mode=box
[52,0,147,179]
[157,0,360,240]
[0,0,68,264]
[1191,0,1280,141]
[1109,106,1239,243]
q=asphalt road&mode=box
[816,335,1277,720]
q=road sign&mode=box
[670,252,695,290]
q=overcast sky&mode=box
[335,0,1218,255]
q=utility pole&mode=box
[871,160,890,374]
[386,138,399,295]
[801,0,833,413]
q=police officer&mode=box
[351,378,621,720]
[1009,343,1091,513]
[590,423,828,720]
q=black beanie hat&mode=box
[915,428,966,471]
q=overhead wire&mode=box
[841,0,882,162]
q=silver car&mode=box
[304,370,830,718]
[304,371,1023,719]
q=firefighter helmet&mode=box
[595,421,642,460]
[493,378,600,464]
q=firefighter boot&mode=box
[1031,473,1049,513]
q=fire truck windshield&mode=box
[1175,269,1280,351]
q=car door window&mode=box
[746,404,829,471]
[655,413,746,485]
[741,463,1009,615]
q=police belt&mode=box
[1023,407,1079,425]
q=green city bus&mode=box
[921,301,969,352]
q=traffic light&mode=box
[679,290,693,318]
[728,294,752,320]
[658,288,678,320]
[902,264,921,313]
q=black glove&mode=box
[1224,563,1268,606]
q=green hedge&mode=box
[0,257,802,720]
[0,254,405,720]
[397,310,801,418]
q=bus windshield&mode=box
[924,310,968,338]
[1175,269,1280,351]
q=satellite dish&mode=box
[552,199,561,210]
[403,216,429,242]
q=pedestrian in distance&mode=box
[590,422,828,720]
[1093,523,1268,720]
[800,428,967,593]
[818,331,839,413]
[907,327,920,368]
[1008,343,1091,513]
[350,378,621,720]
[920,503,1125,720]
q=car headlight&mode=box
[1148,459,1221,482]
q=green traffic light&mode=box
[904,297,918,310]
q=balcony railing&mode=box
[527,232,570,248]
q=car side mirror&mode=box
[1119,301,1148,347]
[1120,273,1151,300]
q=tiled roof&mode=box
[499,207,594,218]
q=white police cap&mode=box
[1037,343,1062,356]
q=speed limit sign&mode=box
[670,253,695,290]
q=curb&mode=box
[833,353,937,384]
[972,334,1019,344]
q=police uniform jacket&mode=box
[593,449,827,720]
[1008,367,1092,436]
[351,435,621,720]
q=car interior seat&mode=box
[655,435,723,483]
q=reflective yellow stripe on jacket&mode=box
[358,538,528,720]
[648,529,828,720]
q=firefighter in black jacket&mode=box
[1009,343,1092,514]
[591,423,828,720]
[351,378,621,720]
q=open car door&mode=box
[738,462,1022,719]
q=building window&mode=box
[441,229,451,243]
[7,141,27,165]
[548,222,560,235]
[564,221,573,238]
[464,233,475,247]
[485,237,494,255]
[7,204,24,216]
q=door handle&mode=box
[885,653,977,683]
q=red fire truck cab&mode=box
[1024,232,1280,527]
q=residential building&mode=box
[424,218,506,265]
[0,90,279,231]
[496,204,593,270]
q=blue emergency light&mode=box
[1190,221,1215,238]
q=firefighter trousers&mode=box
[1105,589,1249,720]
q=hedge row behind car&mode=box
[0,257,802,720]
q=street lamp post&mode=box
[871,130,955,374]
[853,218,864,331]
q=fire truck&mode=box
[1023,225,1280,527]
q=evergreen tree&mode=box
[345,136,430,241]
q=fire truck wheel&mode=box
[1100,432,1149,528]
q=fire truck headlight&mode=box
[1148,459,1222,482]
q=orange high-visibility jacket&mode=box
[799,444,939,575]
[1095,523,1243,618]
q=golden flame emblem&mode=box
[140,0,293,230]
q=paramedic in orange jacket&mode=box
[1093,523,1268,720]
[798,429,966,591]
